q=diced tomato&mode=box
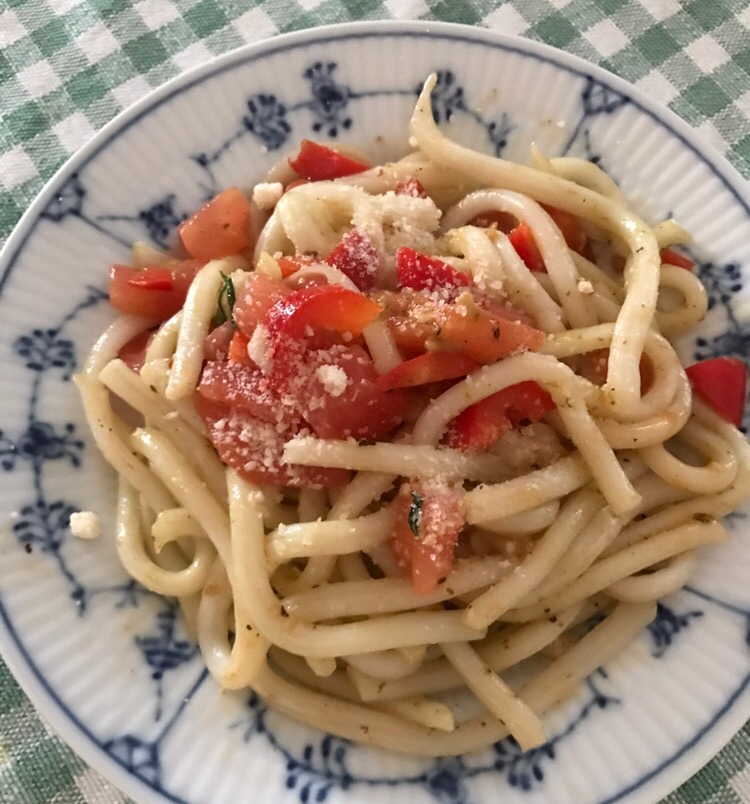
[204,322,234,361]
[473,293,539,329]
[686,357,747,427]
[376,352,480,391]
[326,229,380,291]
[117,330,153,373]
[391,481,464,594]
[660,247,694,271]
[543,206,587,254]
[288,140,369,182]
[396,247,472,293]
[109,260,202,320]
[198,361,281,423]
[395,177,427,198]
[227,330,250,364]
[277,254,316,277]
[288,344,411,440]
[577,348,610,386]
[508,222,545,272]
[171,259,204,297]
[640,354,655,394]
[234,273,291,338]
[445,381,556,451]
[194,395,348,488]
[127,267,173,291]
[435,299,545,364]
[179,187,251,261]
[578,348,654,393]
[380,290,544,364]
[265,285,382,342]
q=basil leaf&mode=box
[408,491,423,539]
[215,272,237,327]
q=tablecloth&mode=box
[1,0,750,801]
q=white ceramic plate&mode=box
[1,21,749,804]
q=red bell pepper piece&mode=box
[445,381,556,451]
[660,247,694,271]
[686,357,747,427]
[396,247,472,292]
[288,140,369,181]
[326,229,380,291]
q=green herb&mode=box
[408,491,423,539]
[215,272,237,327]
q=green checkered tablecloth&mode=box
[1,0,750,801]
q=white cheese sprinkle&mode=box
[577,278,594,295]
[69,511,101,540]
[247,325,273,374]
[252,182,284,210]
[315,364,349,397]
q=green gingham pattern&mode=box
[1,1,750,801]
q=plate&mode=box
[1,20,750,804]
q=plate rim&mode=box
[1,19,749,804]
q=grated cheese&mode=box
[247,325,273,374]
[316,364,349,397]
[577,278,594,295]
[69,511,101,540]
[252,182,284,210]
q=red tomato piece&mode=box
[391,481,464,594]
[473,293,539,329]
[375,352,480,391]
[127,267,174,291]
[194,395,348,488]
[288,344,411,440]
[577,348,654,393]
[288,140,369,181]
[197,361,282,423]
[117,330,153,373]
[470,207,585,257]
[396,247,472,292]
[542,206,587,254]
[395,177,427,198]
[577,348,610,386]
[380,290,545,364]
[179,187,251,261]
[109,264,191,321]
[445,381,556,451]
[227,330,250,364]
[171,259,204,297]
[435,302,545,364]
[265,285,382,341]
[508,222,546,272]
[660,247,694,271]
[326,229,380,291]
[234,273,291,338]
[686,357,747,427]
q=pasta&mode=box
[75,75,750,756]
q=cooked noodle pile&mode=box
[76,75,750,755]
